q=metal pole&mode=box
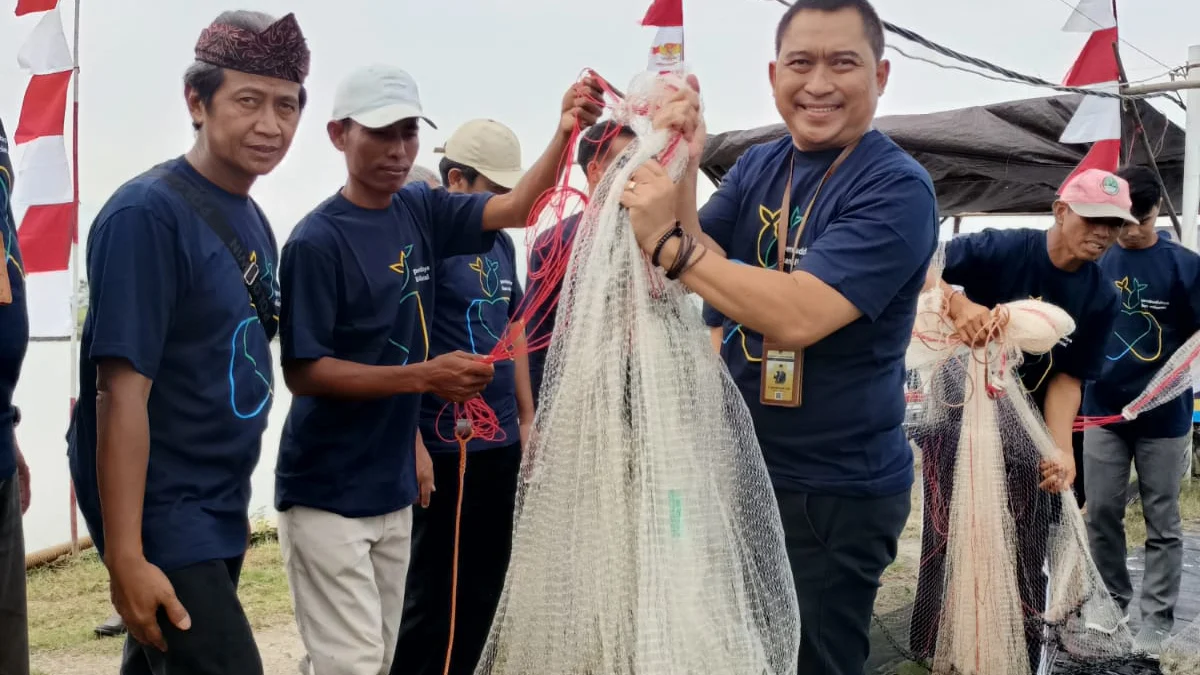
[1183,45,1200,252]
[1112,42,1182,239]
[68,0,81,554]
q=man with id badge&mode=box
[620,1,938,673]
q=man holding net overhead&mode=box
[525,120,636,405]
[274,64,602,675]
[621,1,939,673]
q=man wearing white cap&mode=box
[274,65,602,675]
[393,119,534,675]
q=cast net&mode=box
[881,254,1141,675]
[469,71,801,675]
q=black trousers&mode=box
[0,474,28,675]
[909,383,1058,674]
[391,443,522,675]
[776,486,911,675]
[120,557,262,675]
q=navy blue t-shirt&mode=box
[700,130,938,497]
[420,231,524,452]
[943,228,1119,412]
[0,145,28,482]
[1083,238,1200,438]
[276,184,494,518]
[67,157,279,572]
[524,213,581,407]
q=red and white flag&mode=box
[12,0,75,339]
[1059,0,1121,187]
[642,0,684,74]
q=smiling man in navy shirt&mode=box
[1,115,31,675]
[67,11,309,675]
[275,65,602,675]
[1083,165,1200,659]
[620,2,938,673]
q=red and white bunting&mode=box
[12,0,75,339]
[1058,0,1121,187]
[642,0,684,75]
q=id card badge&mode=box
[760,338,802,407]
[0,238,11,306]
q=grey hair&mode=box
[183,10,306,130]
[406,165,442,188]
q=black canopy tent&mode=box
[697,94,1187,218]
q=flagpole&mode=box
[67,0,80,554]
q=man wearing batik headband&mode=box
[66,11,309,674]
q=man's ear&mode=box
[768,60,777,91]
[185,87,205,129]
[326,120,347,152]
[876,58,891,96]
[1051,200,1069,226]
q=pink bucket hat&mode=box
[1058,168,1139,225]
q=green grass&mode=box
[1124,474,1200,551]
[27,524,291,659]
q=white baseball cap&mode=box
[331,64,437,130]
[433,119,525,189]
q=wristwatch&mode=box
[11,405,19,428]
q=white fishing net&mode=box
[888,264,1139,674]
[472,72,800,675]
[1161,617,1200,674]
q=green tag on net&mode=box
[669,489,683,539]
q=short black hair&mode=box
[1117,165,1163,220]
[438,157,481,187]
[577,120,637,172]
[775,0,885,61]
[183,10,308,131]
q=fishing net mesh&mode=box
[1162,617,1200,674]
[883,253,1141,675]
[472,72,800,675]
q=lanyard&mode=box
[776,138,861,273]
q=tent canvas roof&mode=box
[698,94,1187,217]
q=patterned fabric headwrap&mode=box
[194,12,311,85]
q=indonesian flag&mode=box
[642,0,684,74]
[12,1,76,339]
[1059,0,1121,188]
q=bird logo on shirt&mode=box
[465,255,509,354]
[387,244,429,365]
[1108,276,1163,362]
[716,203,806,363]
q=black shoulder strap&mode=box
[154,165,278,341]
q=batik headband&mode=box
[194,12,311,85]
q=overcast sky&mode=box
[1,0,1196,270]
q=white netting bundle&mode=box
[472,72,800,675]
[892,280,1139,674]
[1161,618,1200,674]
